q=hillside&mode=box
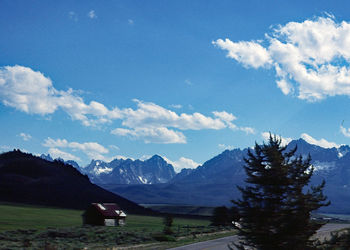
[0,150,151,214]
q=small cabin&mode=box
[82,203,127,226]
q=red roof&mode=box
[92,203,127,217]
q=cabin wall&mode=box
[104,219,116,226]
[82,205,127,226]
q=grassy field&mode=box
[0,203,83,231]
[0,203,210,231]
[0,203,234,249]
[141,204,214,216]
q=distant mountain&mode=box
[40,154,82,172]
[106,139,350,213]
[82,155,176,185]
[170,168,194,183]
[65,160,81,171]
[0,150,151,214]
[40,153,53,162]
[172,149,248,185]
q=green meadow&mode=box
[0,203,210,231]
[0,203,233,249]
[0,203,83,231]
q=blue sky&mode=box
[2,0,350,171]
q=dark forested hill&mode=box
[0,150,151,214]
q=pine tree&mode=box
[211,206,230,226]
[233,135,330,250]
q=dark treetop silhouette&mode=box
[232,135,329,250]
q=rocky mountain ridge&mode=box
[41,154,177,185]
[102,139,350,213]
[39,138,350,213]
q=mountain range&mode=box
[0,150,152,214]
[39,138,350,213]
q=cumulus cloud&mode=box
[170,104,182,109]
[109,145,120,151]
[212,111,255,134]
[213,39,272,69]
[48,148,81,162]
[262,132,340,149]
[121,99,225,130]
[18,132,32,141]
[340,125,350,137]
[0,145,11,152]
[301,133,340,148]
[162,156,200,173]
[213,111,236,129]
[88,10,97,19]
[68,11,78,21]
[43,137,110,160]
[185,79,193,85]
[261,132,292,146]
[214,15,350,101]
[0,65,122,127]
[218,144,235,150]
[111,127,187,144]
[110,100,253,143]
[240,126,255,134]
[0,65,254,144]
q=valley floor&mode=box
[1,203,350,249]
[0,203,234,249]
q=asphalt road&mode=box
[169,235,239,250]
[169,223,350,250]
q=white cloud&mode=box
[0,65,254,144]
[185,79,193,85]
[340,125,350,137]
[19,132,32,141]
[214,16,350,101]
[170,104,182,109]
[43,137,109,160]
[261,132,292,146]
[277,79,294,95]
[213,111,236,123]
[117,155,131,160]
[301,133,340,148]
[0,65,121,127]
[162,156,200,173]
[213,39,272,69]
[109,145,120,151]
[218,144,235,150]
[140,155,152,161]
[0,145,11,151]
[88,10,97,19]
[111,127,187,144]
[68,11,78,22]
[128,19,134,25]
[0,66,59,114]
[262,132,341,149]
[240,126,255,134]
[48,148,81,162]
[43,138,69,148]
[121,99,226,131]
[213,111,255,134]
[110,100,254,143]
